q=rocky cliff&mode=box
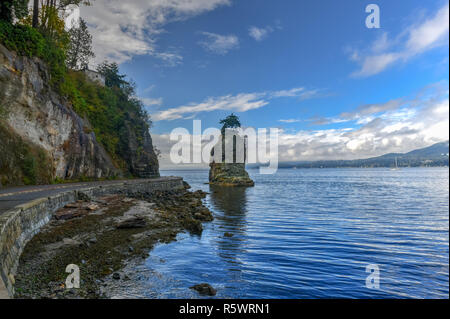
[0,44,159,186]
[209,132,254,187]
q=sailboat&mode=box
[390,157,400,171]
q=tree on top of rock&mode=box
[219,113,241,135]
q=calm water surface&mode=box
[123,168,449,298]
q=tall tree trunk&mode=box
[32,0,39,28]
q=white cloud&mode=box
[81,0,230,65]
[153,81,449,168]
[279,119,301,123]
[153,87,320,121]
[351,3,449,77]
[153,52,183,67]
[141,97,163,107]
[198,32,239,54]
[143,85,155,93]
[153,92,267,121]
[248,22,281,41]
[249,26,272,41]
[406,4,450,52]
[340,98,404,119]
[275,83,449,161]
[277,99,448,162]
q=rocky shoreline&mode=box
[13,184,213,299]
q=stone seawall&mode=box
[0,177,184,298]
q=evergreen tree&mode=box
[66,18,94,70]
[96,61,127,88]
[220,113,241,134]
[0,0,28,23]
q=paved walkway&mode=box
[0,177,182,299]
[0,178,174,215]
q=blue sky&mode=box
[81,0,449,166]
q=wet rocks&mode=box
[190,283,217,296]
[183,218,203,235]
[62,238,82,246]
[14,188,215,299]
[64,203,80,209]
[183,181,191,189]
[194,207,214,221]
[116,217,147,229]
[112,273,121,280]
[86,204,100,211]
[55,201,102,220]
[54,209,87,220]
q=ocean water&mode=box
[127,168,449,298]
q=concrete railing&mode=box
[0,177,184,298]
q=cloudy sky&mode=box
[80,0,449,168]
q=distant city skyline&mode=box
[78,0,449,168]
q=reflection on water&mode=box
[209,185,248,235]
[209,185,248,275]
[111,168,449,299]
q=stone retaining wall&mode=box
[0,177,184,298]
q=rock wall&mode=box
[120,121,159,178]
[0,177,184,298]
[0,44,159,185]
[209,132,254,187]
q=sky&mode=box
[79,0,449,168]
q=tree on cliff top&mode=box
[0,0,28,23]
[30,0,93,29]
[96,61,127,88]
[66,17,94,70]
[220,113,241,134]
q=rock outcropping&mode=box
[120,121,159,179]
[209,162,254,187]
[209,131,254,187]
[0,44,159,186]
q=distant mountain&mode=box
[275,141,449,169]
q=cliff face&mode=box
[209,162,254,187]
[0,44,159,186]
[120,120,159,178]
[209,132,254,187]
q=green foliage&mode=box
[0,20,67,87]
[61,69,151,170]
[12,0,29,20]
[66,18,94,70]
[0,103,8,119]
[22,153,37,185]
[96,61,126,88]
[0,15,153,183]
[220,113,241,134]
[0,124,53,186]
[0,0,28,23]
[0,20,45,56]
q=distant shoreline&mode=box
[160,166,449,171]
